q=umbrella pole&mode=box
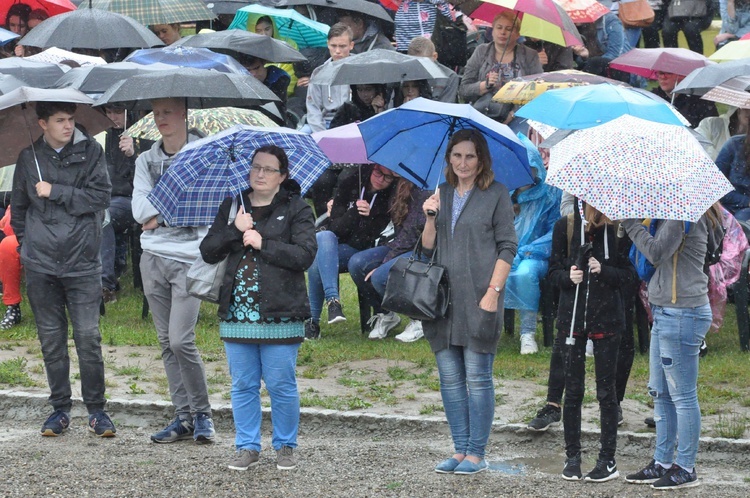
[21,104,43,182]
[566,283,580,346]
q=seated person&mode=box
[504,134,561,355]
[330,84,388,128]
[151,23,182,45]
[393,80,432,106]
[696,107,750,160]
[348,179,431,342]
[305,164,397,339]
[406,36,459,103]
[524,38,574,72]
[0,207,21,330]
[573,12,631,79]
[239,54,290,124]
[337,10,394,53]
[651,70,717,128]
[716,133,750,221]
[716,0,750,47]
[248,15,300,96]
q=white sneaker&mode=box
[520,334,539,355]
[367,312,401,340]
[395,320,424,342]
[586,339,594,357]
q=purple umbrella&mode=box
[609,48,714,80]
[312,123,370,164]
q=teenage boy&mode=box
[11,101,115,437]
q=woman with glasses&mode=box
[199,145,317,472]
[304,164,398,339]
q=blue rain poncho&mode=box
[504,133,561,311]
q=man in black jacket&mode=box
[11,101,115,438]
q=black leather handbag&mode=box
[382,239,450,321]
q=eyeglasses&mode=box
[372,168,396,182]
[250,165,281,175]
[655,71,674,78]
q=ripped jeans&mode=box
[648,304,711,470]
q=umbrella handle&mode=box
[566,282,580,346]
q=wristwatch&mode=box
[489,285,501,293]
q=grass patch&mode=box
[714,412,748,439]
[112,364,146,379]
[419,403,444,415]
[299,393,372,411]
[0,357,36,387]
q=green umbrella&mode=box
[88,0,215,26]
[229,4,330,49]
[126,107,278,141]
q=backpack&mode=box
[629,219,657,282]
[432,10,467,69]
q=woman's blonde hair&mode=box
[584,203,613,231]
[492,11,521,33]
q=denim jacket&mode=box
[716,134,750,213]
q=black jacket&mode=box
[652,86,718,128]
[327,164,395,250]
[548,215,637,336]
[105,126,152,198]
[11,129,111,277]
[199,180,317,320]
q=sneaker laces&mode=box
[366,313,387,328]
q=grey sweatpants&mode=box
[141,252,211,417]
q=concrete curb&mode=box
[3,389,750,455]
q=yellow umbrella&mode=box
[493,78,586,104]
[709,40,750,62]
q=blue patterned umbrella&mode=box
[147,125,331,226]
[125,46,249,75]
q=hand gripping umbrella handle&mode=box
[566,282,580,346]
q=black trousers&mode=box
[561,332,621,461]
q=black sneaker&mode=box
[528,404,561,431]
[617,405,624,426]
[585,459,620,482]
[651,465,699,490]
[304,320,320,340]
[625,459,670,484]
[644,417,656,428]
[0,304,21,330]
[88,410,116,437]
[699,339,708,358]
[41,409,70,436]
[326,299,346,324]
[562,454,582,481]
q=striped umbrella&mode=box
[229,4,330,49]
[87,0,215,25]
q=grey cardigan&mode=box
[459,42,543,103]
[423,182,517,354]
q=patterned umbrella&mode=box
[88,0,215,25]
[229,4,330,48]
[609,48,713,80]
[494,69,628,104]
[546,115,733,222]
[553,0,609,23]
[125,46,249,74]
[700,76,750,109]
[126,107,278,141]
[147,125,330,226]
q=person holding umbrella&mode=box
[151,23,182,46]
[11,101,115,437]
[421,129,517,475]
[131,98,216,445]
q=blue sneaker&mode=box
[453,458,488,475]
[41,409,70,437]
[193,412,215,444]
[151,417,194,443]
[88,411,116,437]
[435,457,462,474]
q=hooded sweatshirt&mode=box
[306,58,351,132]
[131,129,208,264]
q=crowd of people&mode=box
[1,0,747,491]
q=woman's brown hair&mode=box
[583,203,613,231]
[389,179,415,227]
[444,129,495,190]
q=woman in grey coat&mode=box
[422,129,517,475]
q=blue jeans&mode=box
[307,230,360,322]
[435,346,495,459]
[519,309,537,337]
[347,246,390,310]
[649,304,711,470]
[101,196,134,290]
[224,341,301,452]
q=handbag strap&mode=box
[411,226,439,265]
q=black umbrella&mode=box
[0,59,64,88]
[203,0,275,16]
[174,29,307,63]
[18,8,163,50]
[279,0,394,24]
[310,49,446,86]
[0,74,29,95]
[52,61,176,94]
[94,67,280,110]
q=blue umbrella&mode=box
[147,125,331,227]
[357,98,534,191]
[0,27,19,46]
[515,83,690,129]
[124,46,249,75]
[229,4,330,48]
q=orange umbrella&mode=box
[553,0,609,24]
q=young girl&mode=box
[548,202,637,482]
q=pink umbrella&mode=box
[609,47,714,80]
[553,0,609,24]
[312,122,371,164]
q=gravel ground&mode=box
[1,394,749,497]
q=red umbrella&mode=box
[0,0,76,23]
[553,0,609,24]
[609,47,714,80]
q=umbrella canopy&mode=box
[94,67,279,110]
[309,49,446,86]
[546,115,733,222]
[515,83,690,129]
[700,76,750,109]
[201,0,249,16]
[127,106,279,141]
[494,69,629,104]
[0,58,64,88]
[147,124,331,226]
[312,122,370,164]
[25,47,107,67]
[173,29,307,63]
[52,61,174,93]
[88,0,215,25]
[609,48,713,79]
[357,97,533,191]
[0,86,113,167]
[19,7,163,49]
[0,74,27,95]
[709,40,750,62]
[229,4,330,49]
[674,58,750,96]
[125,46,250,74]
[279,0,394,24]
[0,26,19,46]
[0,0,76,22]
[553,0,609,23]
[469,0,582,47]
